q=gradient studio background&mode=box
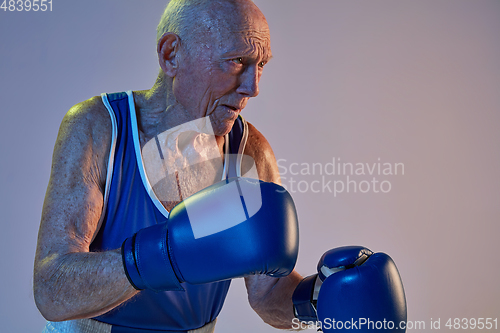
[1,0,499,331]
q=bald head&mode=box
[156,0,269,51]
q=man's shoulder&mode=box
[245,121,273,157]
[63,95,109,129]
[56,95,112,162]
[59,95,111,141]
[244,121,280,183]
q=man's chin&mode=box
[213,122,236,137]
[209,114,239,137]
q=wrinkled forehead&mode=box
[217,29,272,61]
[202,1,271,52]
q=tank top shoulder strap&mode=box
[224,115,249,179]
[98,92,128,229]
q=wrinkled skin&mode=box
[33,0,303,330]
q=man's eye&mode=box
[232,57,243,64]
[258,61,266,68]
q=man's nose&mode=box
[236,66,260,98]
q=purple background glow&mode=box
[0,1,499,331]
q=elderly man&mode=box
[34,1,302,332]
[34,1,406,332]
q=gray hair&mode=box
[156,0,217,48]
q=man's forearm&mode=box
[34,249,138,322]
[245,270,303,329]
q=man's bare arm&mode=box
[245,271,304,329]
[243,122,303,329]
[33,98,138,321]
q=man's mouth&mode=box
[220,104,241,114]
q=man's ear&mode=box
[157,32,181,77]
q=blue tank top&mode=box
[89,91,248,332]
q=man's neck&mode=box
[134,74,226,152]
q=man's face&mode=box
[172,7,272,136]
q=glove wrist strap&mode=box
[292,274,320,322]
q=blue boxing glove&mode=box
[293,246,407,332]
[122,177,299,291]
